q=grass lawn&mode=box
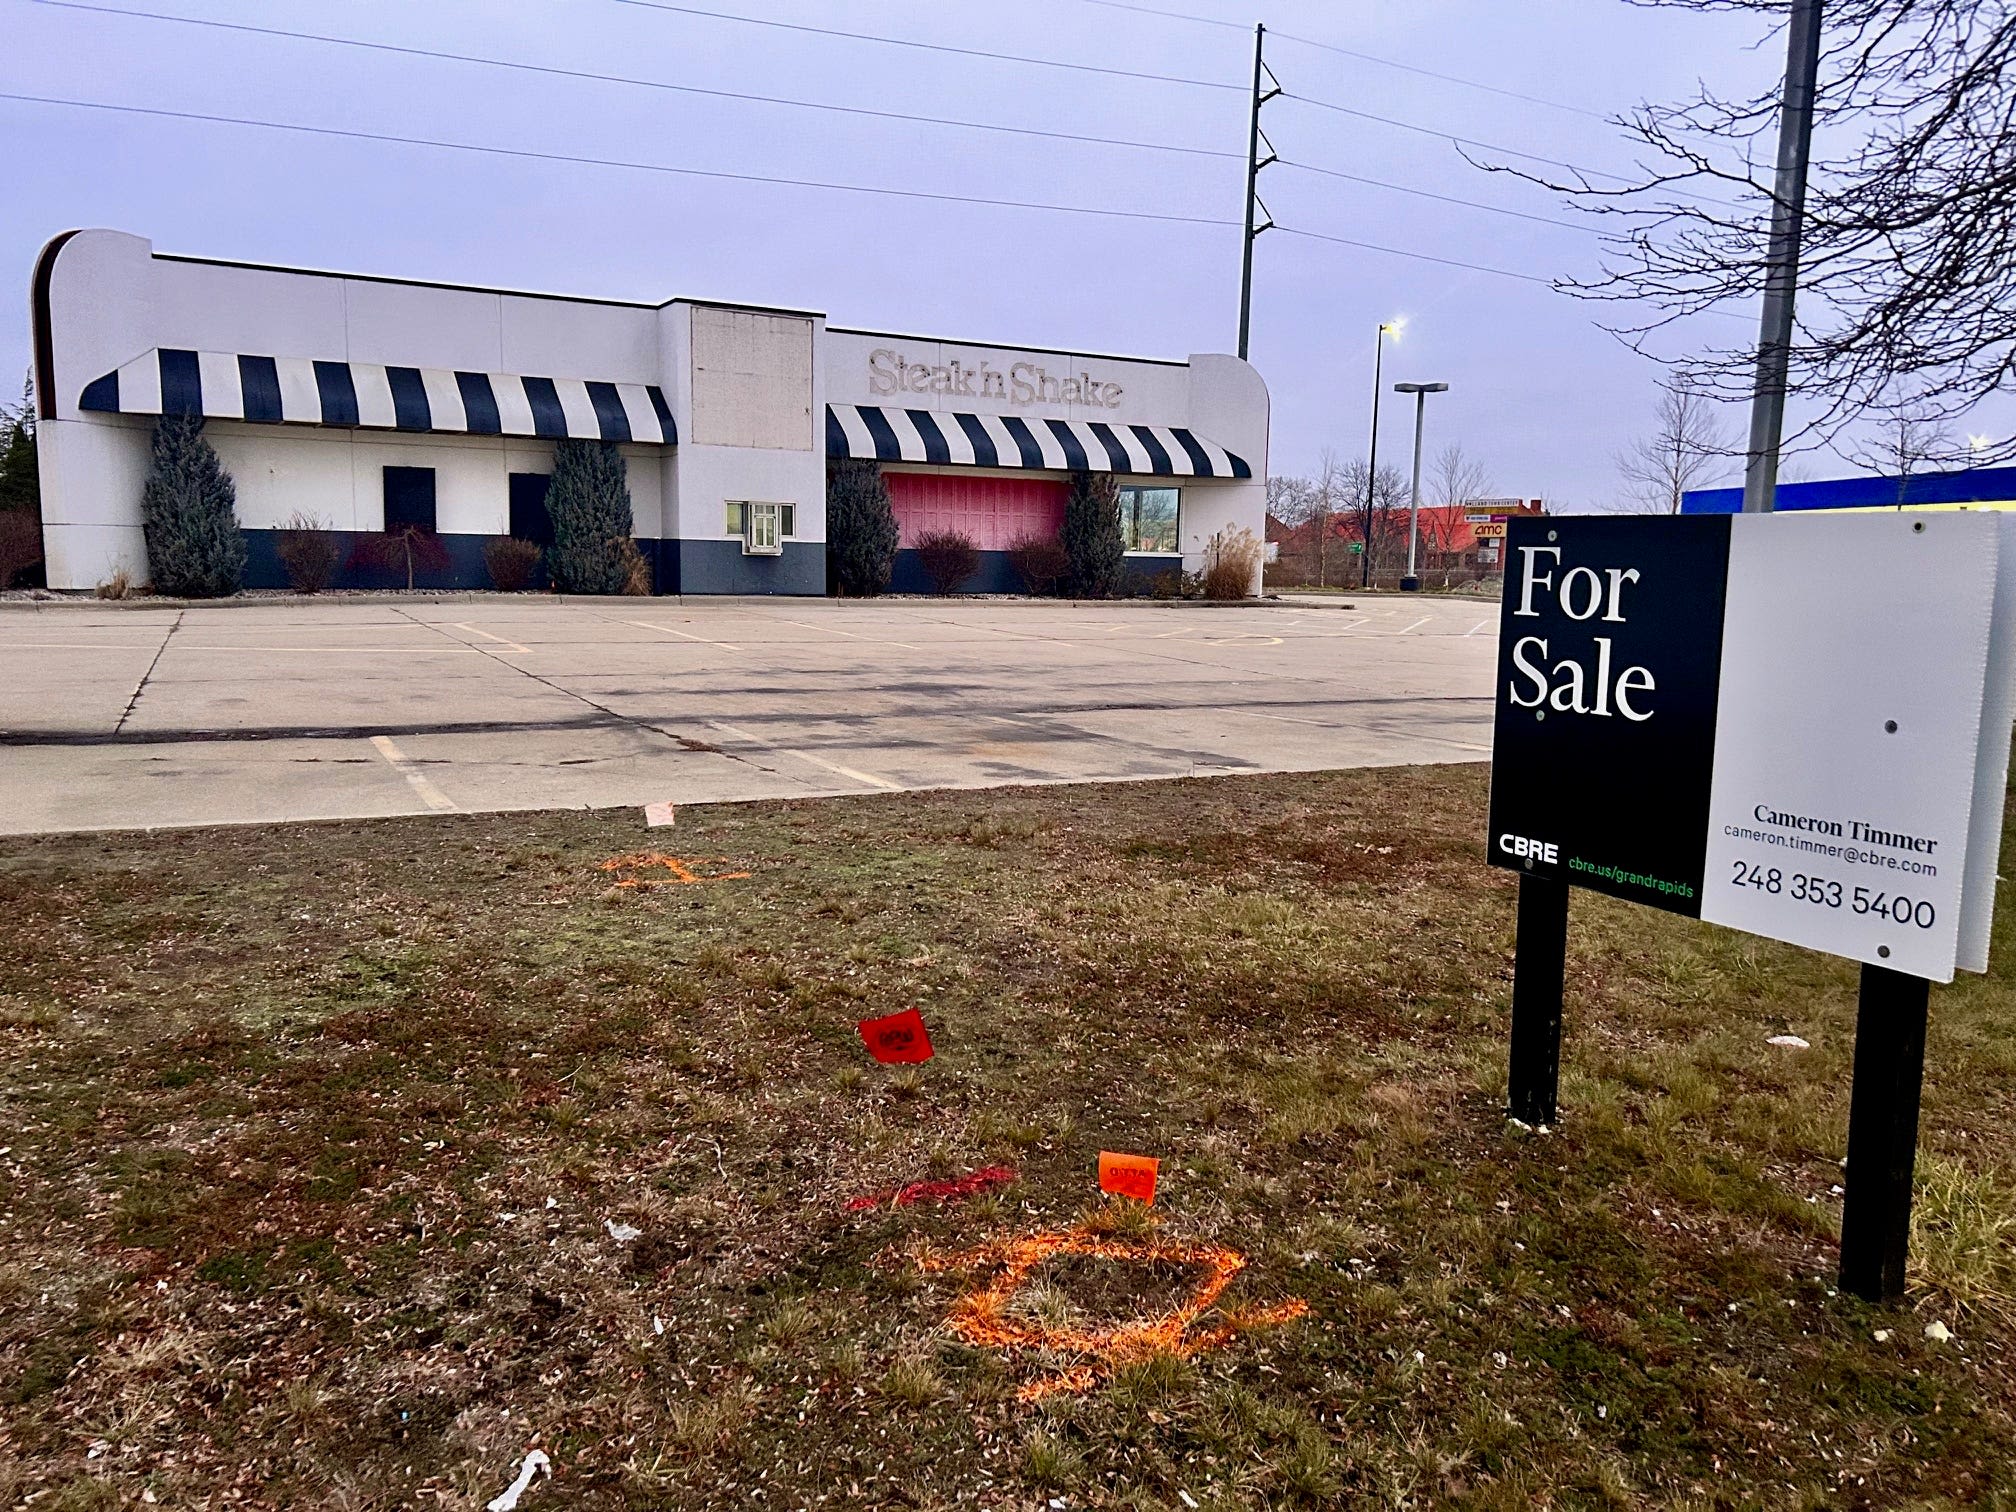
[2,766,2014,1510]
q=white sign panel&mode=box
[1489,512,2016,982]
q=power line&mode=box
[32,0,1242,162]
[36,2,1613,239]
[1278,159,1595,234]
[607,0,1244,91]
[0,92,1240,227]
[1273,225,1556,286]
[1280,89,1752,210]
[2,90,1584,288]
[1073,1,1611,120]
[1269,30,1611,122]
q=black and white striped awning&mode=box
[825,404,1250,479]
[79,348,676,444]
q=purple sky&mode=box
[5,0,1876,507]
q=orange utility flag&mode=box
[858,1008,934,1064]
[1098,1151,1159,1205]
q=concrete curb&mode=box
[0,591,1311,613]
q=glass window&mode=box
[780,504,796,539]
[1118,486,1180,553]
[725,501,746,536]
[746,501,782,555]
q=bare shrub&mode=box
[349,524,451,590]
[1007,533,1069,596]
[913,529,980,595]
[484,536,543,592]
[1202,526,1262,600]
[275,513,341,594]
[95,567,135,600]
[0,510,42,589]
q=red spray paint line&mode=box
[846,1165,1017,1212]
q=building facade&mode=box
[30,230,1268,595]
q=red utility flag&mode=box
[858,1008,934,1064]
[1098,1151,1159,1205]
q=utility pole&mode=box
[1236,23,1279,361]
[1740,0,1824,513]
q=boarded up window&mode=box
[689,306,813,451]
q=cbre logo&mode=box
[1498,832,1558,864]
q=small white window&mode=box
[743,500,783,556]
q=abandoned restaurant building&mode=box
[30,230,1269,595]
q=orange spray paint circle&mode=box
[920,1229,1308,1402]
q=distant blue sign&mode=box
[1682,465,2016,516]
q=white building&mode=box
[30,230,1269,595]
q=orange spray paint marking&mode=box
[599,853,750,888]
[918,1229,1309,1402]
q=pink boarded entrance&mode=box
[885,472,1068,550]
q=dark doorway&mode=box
[509,472,554,545]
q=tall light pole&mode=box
[1362,320,1402,587]
[1393,381,1448,592]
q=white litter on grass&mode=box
[1767,1035,1810,1049]
[1874,1330,1891,1343]
[1926,1320,1955,1343]
[604,1219,642,1244]
[1179,1492,1200,1509]
[644,801,677,828]
[486,1449,550,1512]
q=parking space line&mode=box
[761,615,921,652]
[369,734,458,811]
[629,620,743,652]
[455,622,532,653]
[1465,618,1495,636]
[707,720,904,791]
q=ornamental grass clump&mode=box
[141,411,245,598]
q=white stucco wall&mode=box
[31,229,1267,593]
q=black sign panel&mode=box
[1486,516,1732,915]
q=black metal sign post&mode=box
[1507,875,1569,1126]
[1838,966,1932,1301]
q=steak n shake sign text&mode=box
[1488,514,2016,982]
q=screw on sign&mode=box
[858,1008,934,1064]
[1098,1151,1159,1205]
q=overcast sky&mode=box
[6,0,1839,507]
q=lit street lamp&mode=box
[1362,320,1403,587]
[1393,380,1449,593]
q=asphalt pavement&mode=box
[0,593,1499,834]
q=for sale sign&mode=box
[1487,513,2016,981]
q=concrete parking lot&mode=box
[0,594,1498,834]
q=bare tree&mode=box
[1487,1,2016,457]
[1844,396,1961,507]
[1431,441,1493,510]
[1617,379,1734,513]
[1340,457,1411,581]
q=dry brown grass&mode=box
[0,766,2012,1507]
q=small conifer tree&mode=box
[0,373,39,517]
[1061,470,1125,598]
[545,439,635,594]
[141,411,245,598]
[826,459,898,597]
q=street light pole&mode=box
[1394,381,1448,592]
[1362,321,1400,587]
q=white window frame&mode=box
[741,500,784,556]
